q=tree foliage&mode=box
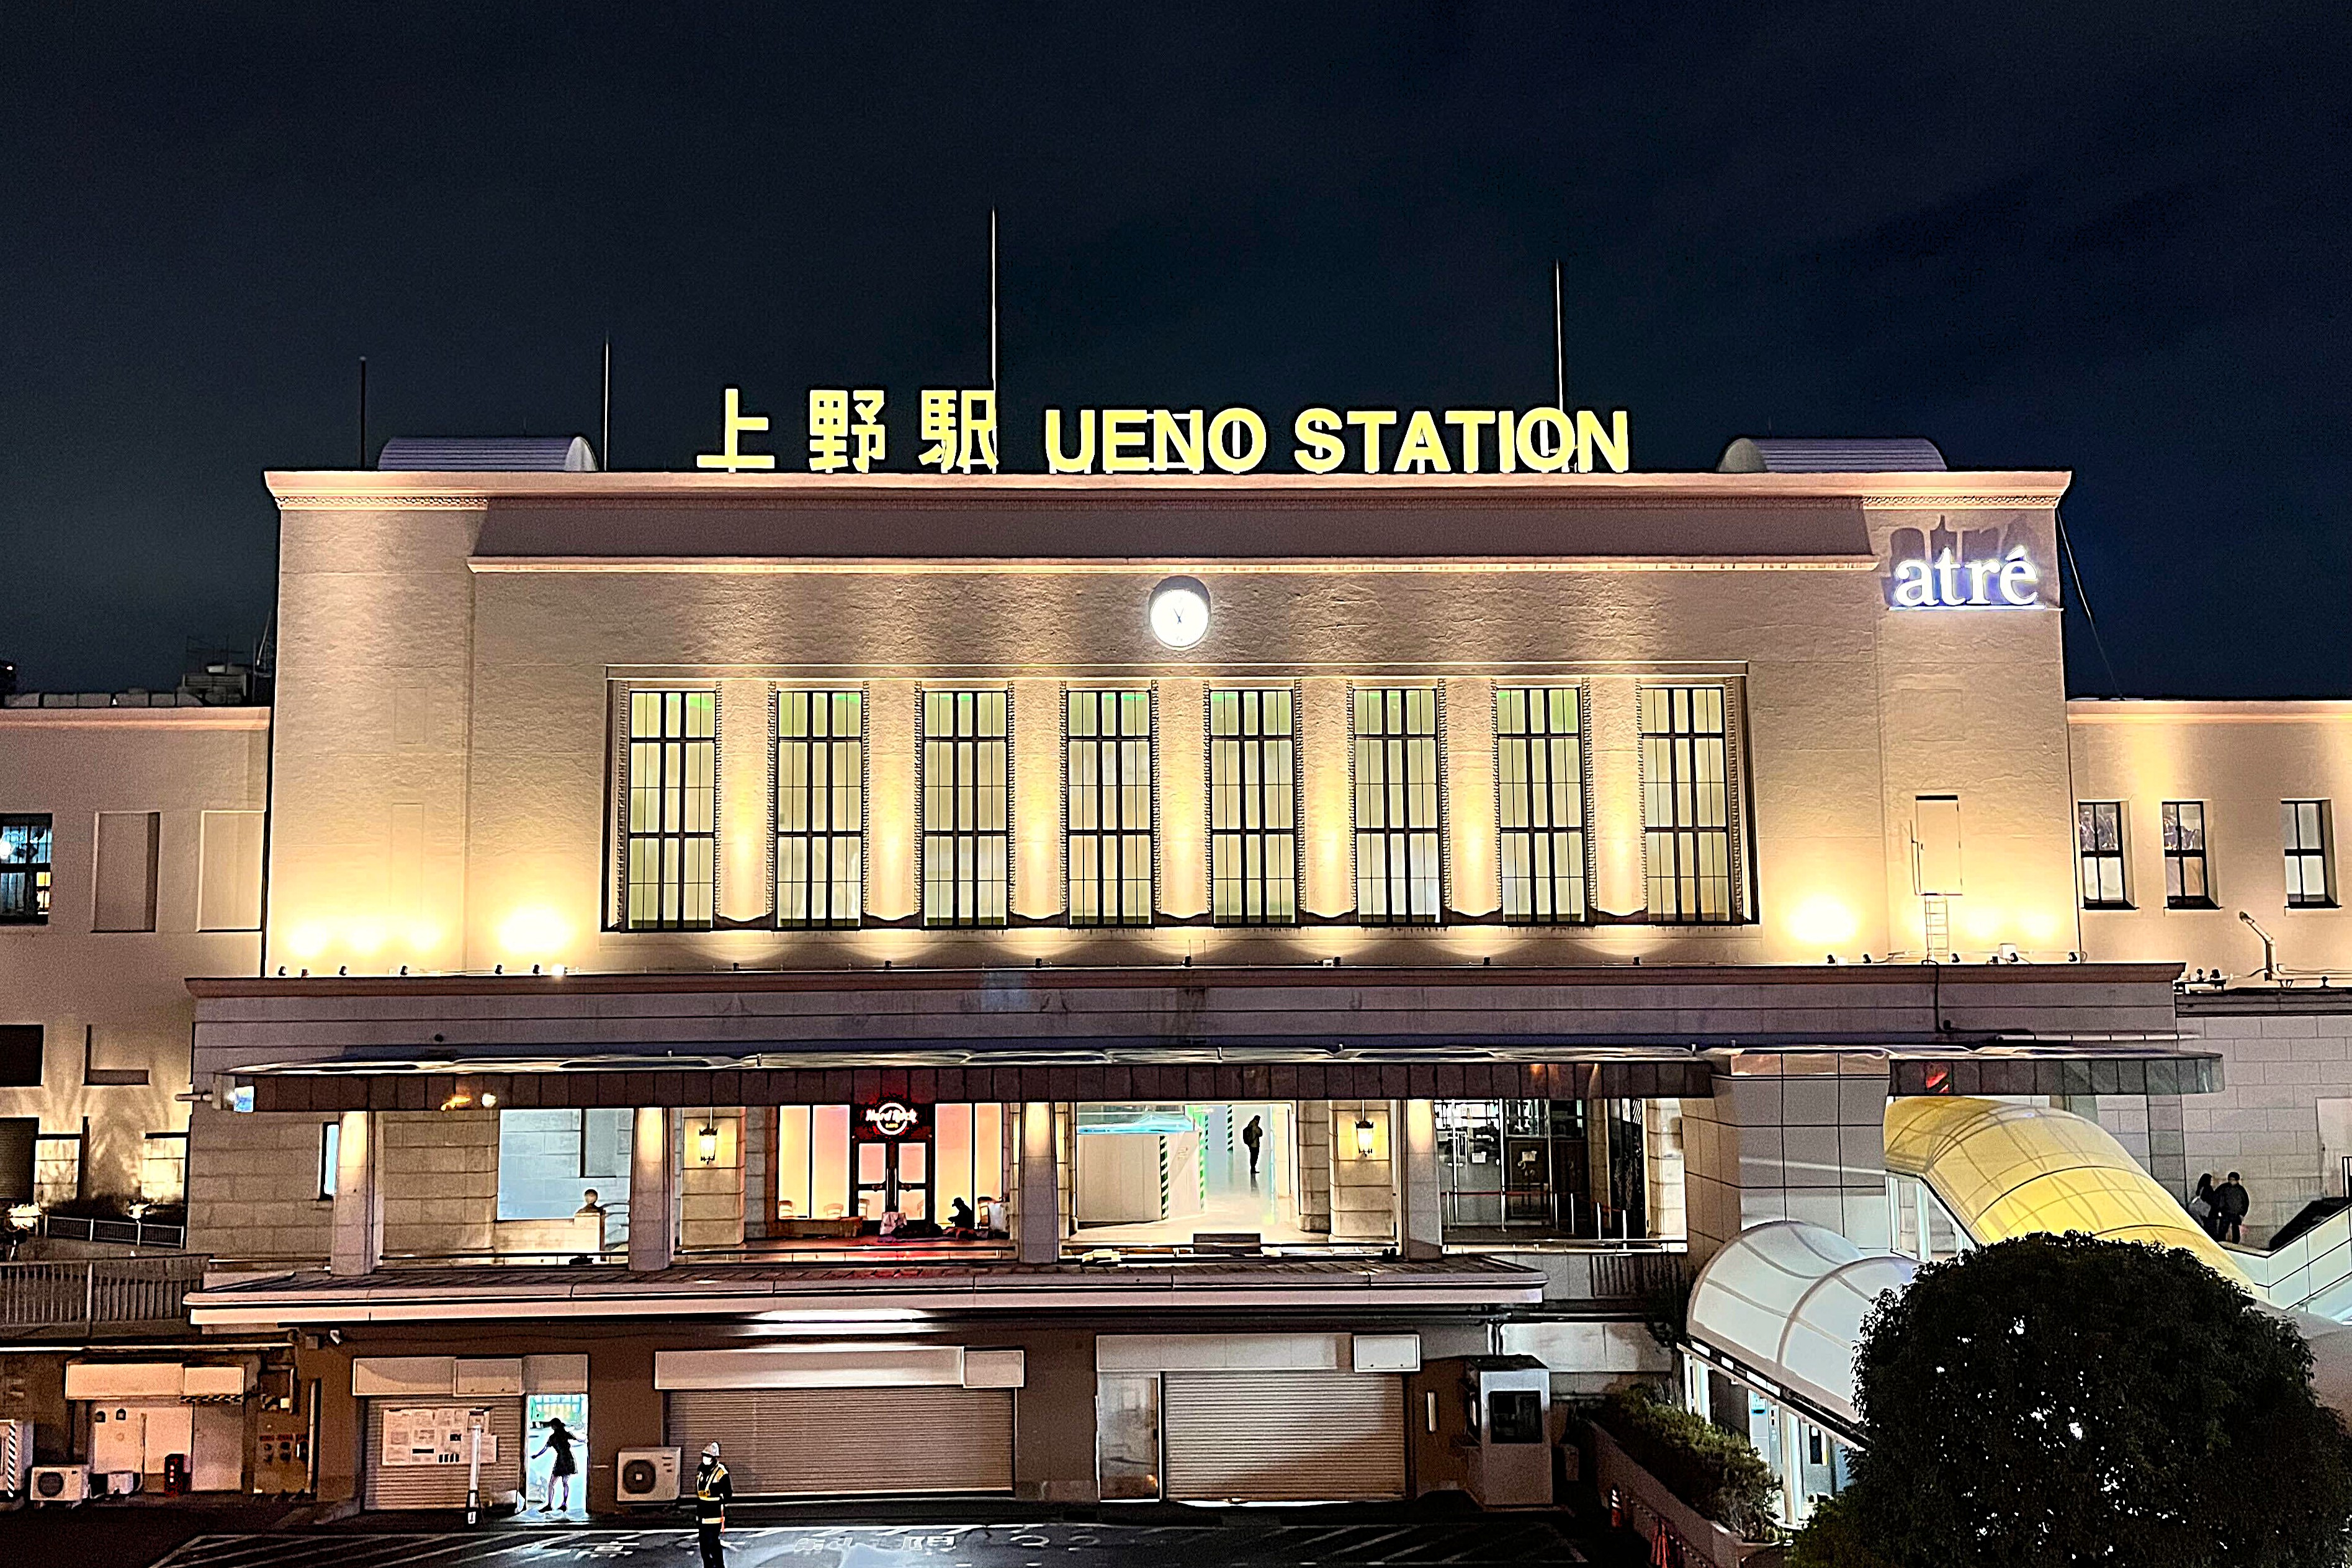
[1838,1232,2352,1568]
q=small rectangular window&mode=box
[1353,687,1443,925]
[2077,802,2130,908]
[92,812,159,932]
[0,1025,40,1087]
[0,815,53,925]
[1641,686,1739,923]
[1497,687,1587,923]
[2285,800,2335,909]
[922,689,1010,928]
[1208,689,1298,925]
[2162,802,2214,909]
[776,690,865,928]
[622,690,717,930]
[318,1119,341,1199]
[1066,689,1154,926]
[197,809,266,931]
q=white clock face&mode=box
[1148,577,1211,649]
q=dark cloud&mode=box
[1,2,2343,695]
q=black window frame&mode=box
[1207,688,1299,926]
[920,688,1011,929]
[1351,686,1445,926]
[775,689,867,930]
[2285,799,2336,909]
[2162,800,2215,910]
[1640,686,1741,924]
[1064,688,1155,928]
[0,814,53,926]
[620,689,717,931]
[2076,800,2130,910]
[1496,686,1590,925]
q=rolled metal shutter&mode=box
[1162,1371,1405,1502]
[364,1398,524,1510]
[666,1387,1012,1495]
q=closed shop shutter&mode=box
[1162,1371,1405,1502]
[364,1398,524,1510]
[666,1387,1012,1496]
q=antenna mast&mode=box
[601,340,613,470]
[1551,261,1565,413]
[357,356,369,469]
[989,209,1000,394]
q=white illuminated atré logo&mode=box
[1886,529,2040,610]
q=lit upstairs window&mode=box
[623,689,716,930]
[2076,802,2130,909]
[1497,687,1589,923]
[777,690,865,929]
[1353,687,1443,925]
[1066,689,1154,926]
[1209,688,1298,925]
[2162,801,2215,910]
[1640,685,1742,923]
[922,689,1009,928]
[0,815,52,925]
[2284,799,2336,909]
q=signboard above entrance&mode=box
[698,388,1632,477]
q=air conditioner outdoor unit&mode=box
[616,1446,681,1504]
[30,1466,90,1505]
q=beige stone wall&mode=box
[378,1109,498,1257]
[0,710,267,1203]
[1328,1099,1396,1243]
[254,475,2086,983]
[184,1102,336,1260]
[2070,701,2352,977]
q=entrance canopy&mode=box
[1685,1221,1915,1428]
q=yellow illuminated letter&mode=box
[1102,409,1149,473]
[1046,408,1097,473]
[1496,409,1517,473]
[1345,410,1398,474]
[1444,410,1495,473]
[697,387,776,472]
[1209,407,1267,473]
[807,389,850,472]
[1293,408,1345,473]
[1391,410,1452,474]
[957,390,999,473]
[1152,408,1206,474]
[851,390,886,473]
[1576,408,1631,473]
[1517,407,1573,472]
[918,390,959,473]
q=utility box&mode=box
[1408,1355,1553,1508]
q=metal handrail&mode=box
[0,1254,209,1332]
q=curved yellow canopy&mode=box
[1883,1095,2245,1283]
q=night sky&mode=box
[4,5,2345,697]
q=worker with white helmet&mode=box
[693,1441,731,1567]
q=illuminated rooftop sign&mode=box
[698,388,1632,476]
[1885,526,2042,609]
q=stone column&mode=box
[1016,1101,1059,1265]
[629,1106,675,1273]
[1679,1053,1891,1265]
[329,1109,380,1277]
[1398,1099,1443,1260]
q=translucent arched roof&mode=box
[1883,1096,2245,1282]
[1687,1220,1916,1426]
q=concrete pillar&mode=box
[1679,1053,1892,1265]
[329,1109,380,1278]
[1399,1099,1443,1260]
[1017,1101,1059,1264]
[629,1106,675,1272]
[1585,1098,1614,1230]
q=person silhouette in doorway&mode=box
[532,1416,578,1515]
[1242,1114,1265,1182]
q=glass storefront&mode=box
[1435,1098,1651,1240]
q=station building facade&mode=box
[12,435,2352,1507]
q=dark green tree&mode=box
[1829,1232,2352,1568]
